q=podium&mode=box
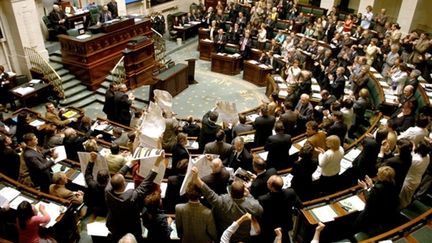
[186,58,197,84]
[123,36,156,89]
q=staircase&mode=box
[48,51,149,112]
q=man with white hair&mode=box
[49,4,68,35]
[294,94,314,132]
[113,84,134,126]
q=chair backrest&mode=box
[42,16,53,29]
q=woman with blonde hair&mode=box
[316,135,344,195]
[354,166,400,235]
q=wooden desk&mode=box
[211,53,242,75]
[198,28,210,41]
[174,21,202,40]
[151,64,189,99]
[9,80,51,107]
[66,11,90,31]
[243,60,273,86]
[58,18,153,90]
[199,39,215,60]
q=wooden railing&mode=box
[24,47,65,99]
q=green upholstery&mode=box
[66,28,80,37]
[410,225,432,243]
[354,232,369,241]
[401,200,431,220]
[366,78,384,109]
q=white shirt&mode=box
[398,126,428,146]
[319,146,344,177]
[404,153,430,186]
[360,11,373,29]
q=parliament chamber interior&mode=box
[1,0,432,242]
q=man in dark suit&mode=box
[199,110,221,152]
[396,85,418,116]
[279,101,298,135]
[62,128,87,162]
[258,52,269,64]
[295,94,314,132]
[239,31,252,59]
[107,0,118,18]
[253,105,276,147]
[265,51,281,73]
[228,23,242,44]
[264,121,292,170]
[269,39,281,55]
[113,84,133,126]
[202,158,230,195]
[327,111,347,145]
[214,28,227,53]
[164,160,188,213]
[103,83,117,121]
[49,4,68,35]
[259,175,302,243]
[22,133,57,193]
[250,157,276,199]
[204,130,232,161]
[225,136,253,171]
[331,67,347,99]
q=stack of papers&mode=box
[29,119,45,127]
[87,217,110,236]
[9,195,34,210]
[76,34,91,40]
[344,148,361,162]
[0,187,21,203]
[13,86,34,96]
[311,205,338,222]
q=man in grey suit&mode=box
[175,183,217,243]
[191,166,263,242]
[204,130,233,161]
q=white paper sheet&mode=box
[52,146,67,163]
[311,205,338,223]
[154,89,173,113]
[9,195,34,210]
[51,163,70,174]
[179,155,213,195]
[72,172,86,187]
[344,148,361,162]
[215,101,239,124]
[0,187,21,202]
[87,221,110,236]
[289,145,300,155]
[139,102,166,148]
[29,119,45,127]
[78,152,109,181]
[13,87,34,96]
[257,151,269,161]
[340,159,353,174]
[339,195,365,212]
[282,173,293,189]
[35,201,63,228]
[138,156,166,185]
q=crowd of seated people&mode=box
[1,0,432,242]
[46,0,119,36]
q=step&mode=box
[60,89,94,107]
[63,85,88,97]
[96,87,106,96]
[56,69,69,77]
[49,55,62,64]
[51,50,62,57]
[62,79,82,91]
[101,80,111,89]
[61,74,76,82]
[73,93,105,109]
[49,62,63,71]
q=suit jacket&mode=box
[250,168,277,198]
[84,162,107,216]
[199,111,221,151]
[171,143,189,171]
[204,141,232,161]
[224,148,253,171]
[200,184,263,242]
[164,175,187,214]
[107,1,118,18]
[265,133,292,170]
[332,74,346,99]
[175,202,217,243]
[63,135,87,162]
[279,110,298,135]
[113,91,132,126]
[0,147,20,180]
[253,115,276,147]
[327,121,347,145]
[45,111,71,127]
[48,10,67,26]
[105,169,157,240]
[202,168,230,195]
[49,184,82,204]
[258,188,301,242]
[103,88,116,120]
[23,147,55,193]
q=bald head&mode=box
[111,173,126,192]
[267,175,284,192]
[210,158,223,173]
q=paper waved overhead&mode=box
[133,147,163,160]
[138,154,166,185]
[78,152,109,182]
[154,89,173,113]
[139,102,166,148]
[179,155,214,195]
[215,101,239,124]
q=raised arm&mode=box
[84,152,98,188]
